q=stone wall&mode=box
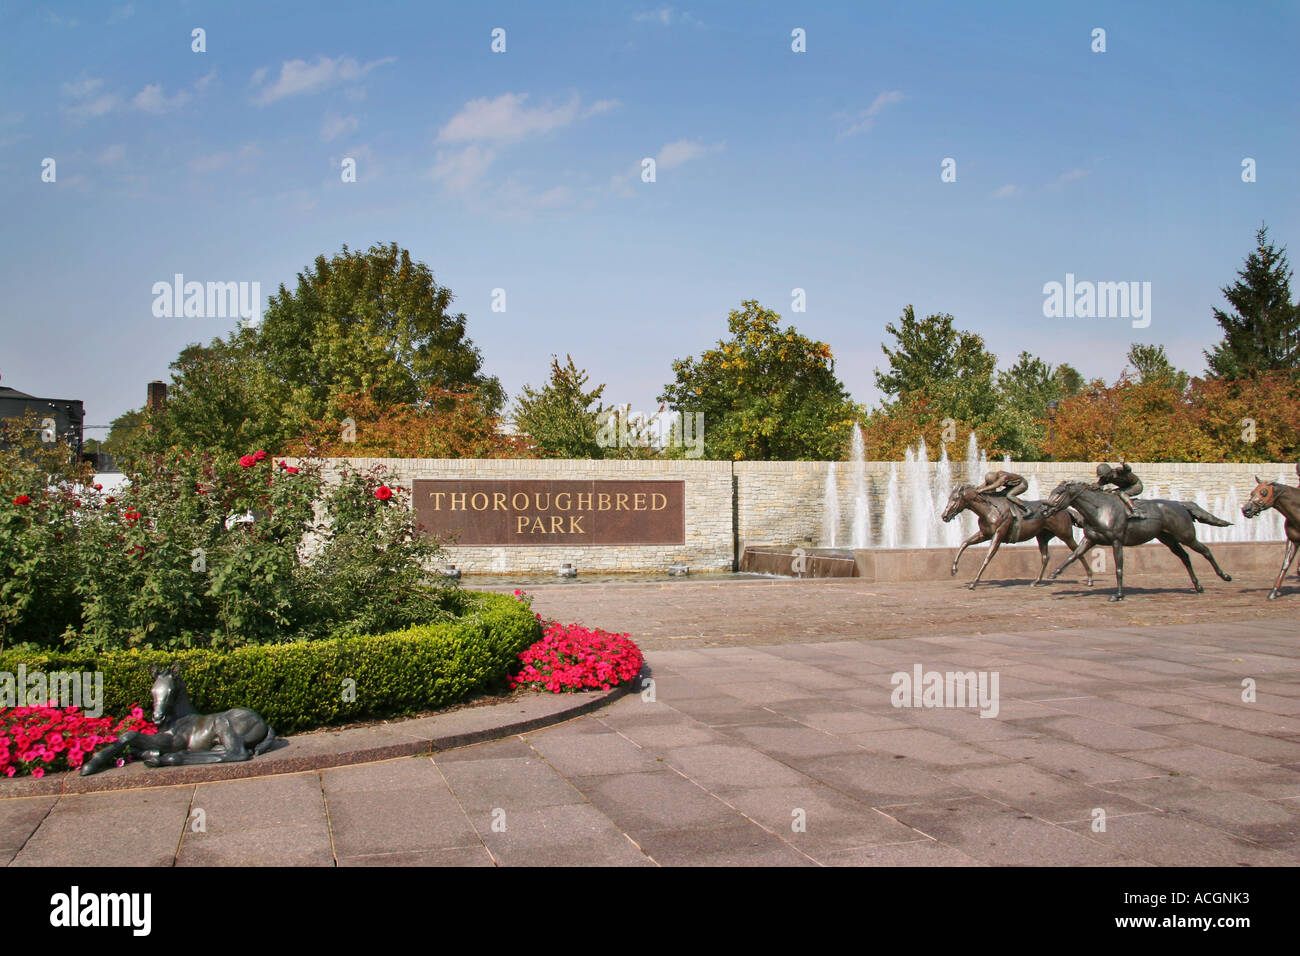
[327,458,734,573]
[327,457,1294,572]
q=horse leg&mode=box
[1031,533,1051,586]
[1109,543,1125,602]
[968,525,1006,590]
[80,731,178,776]
[952,529,988,576]
[1157,532,1202,593]
[1048,533,1095,581]
[1184,538,1232,582]
[151,717,251,766]
[1054,527,1095,586]
[1267,540,1298,600]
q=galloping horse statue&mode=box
[942,484,1094,589]
[80,664,276,776]
[1042,481,1232,602]
[1242,465,1300,600]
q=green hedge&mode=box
[0,591,540,734]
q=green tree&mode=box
[659,300,861,460]
[1204,225,1299,378]
[1053,363,1084,397]
[511,356,608,458]
[1126,343,1189,393]
[255,242,503,428]
[993,351,1064,459]
[875,305,999,424]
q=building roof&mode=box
[0,386,40,400]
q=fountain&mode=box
[822,461,840,548]
[850,424,870,548]
[819,425,1288,551]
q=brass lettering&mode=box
[512,492,529,510]
[449,492,466,510]
[431,492,446,510]
[577,493,593,510]
[598,493,611,511]
[515,515,530,534]
[569,515,584,534]
[549,515,563,533]
[529,516,546,533]
[616,493,629,510]
[535,493,550,511]
[555,492,571,510]
[634,493,646,510]
[493,492,506,510]
[470,492,488,511]
[652,493,666,510]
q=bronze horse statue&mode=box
[941,484,1094,590]
[1242,465,1300,600]
[1042,481,1232,601]
[81,664,276,775]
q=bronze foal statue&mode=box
[1242,465,1300,600]
[81,664,276,776]
[941,484,1094,590]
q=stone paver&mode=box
[4,579,1299,866]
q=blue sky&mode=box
[2,0,1297,435]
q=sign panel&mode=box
[412,479,686,546]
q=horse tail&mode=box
[1184,502,1232,527]
[253,725,277,756]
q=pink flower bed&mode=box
[0,704,156,779]
[510,620,644,694]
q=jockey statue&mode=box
[1093,459,1143,517]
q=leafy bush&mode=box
[0,592,539,735]
[0,433,457,651]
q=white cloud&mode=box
[189,143,259,174]
[133,83,190,113]
[656,138,721,170]
[835,90,904,138]
[98,144,126,164]
[633,7,699,26]
[60,77,120,119]
[993,184,1021,199]
[438,92,592,144]
[108,4,134,23]
[430,144,497,191]
[321,113,359,142]
[1054,167,1090,186]
[249,55,396,106]
[194,69,218,93]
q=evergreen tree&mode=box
[1204,225,1299,378]
[512,356,609,458]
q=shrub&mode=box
[0,438,458,651]
[0,592,539,735]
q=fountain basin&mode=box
[743,541,1288,584]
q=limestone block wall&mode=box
[326,458,734,573]
[322,457,1294,572]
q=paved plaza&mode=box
[3,574,1299,866]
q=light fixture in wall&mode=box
[557,563,577,578]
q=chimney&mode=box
[147,380,168,411]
